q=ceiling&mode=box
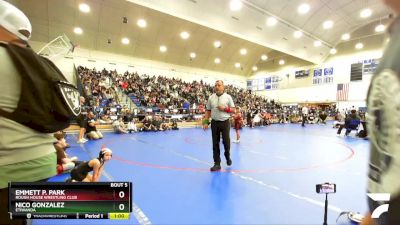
[5,0,392,76]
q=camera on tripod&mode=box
[316,182,336,194]
[316,182,337,225]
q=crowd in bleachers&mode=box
[75,66,345,130]
[76,66,305,126]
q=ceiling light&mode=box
[73,27,83,35]
[341,33,350,40]
[355,42,364,49]
[266,17,278,26]
[121,38,130,45]
[293,30,303,38]
[323,20,334,29]
[240,48,247,55]
[360,8,372,18]
[214,58,221,64]
[375,24,385,32]
[180,31,190,39]
[79,3,90,13]
[229,0,242,11]
[137,19,147,28]
[235,62,241,68]
[279,59,285,65]
[330,48,337,54]
[252,66,258,71]
[190,52,196,58]
[297,3,310,14]
[214,41,222,48]
[261,54,268,61]
[160,45,167,52]
[313,40,322,47]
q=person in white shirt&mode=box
[301,105,309,127]
[127,118,138,133]
[112,117,128,134]
[203,80,235,172]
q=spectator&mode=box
[77,96,88,143]
[337,110,361,135]
[317,111,327,125]
[171,119,179,130]
[232,107,243,143]
[127,118,138,133]
[301,105,309,127]
[113,117,128,134]
[86,111,103,140]
[54,131,77,174]
[142,116,156,131]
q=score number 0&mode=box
[118,191,125,211]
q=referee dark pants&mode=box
[211,120,231,164]
[302,114,307,126]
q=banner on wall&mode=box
[314,69,322,77]
[252,79,258,90]
[295,69,310,79]
[312,69,322,85]
[323,67,334,84]
[313,67,333,85]
[324,67,333,75]
[247,80,252,90]
[258,78,265,90]
[361,58,379,74]
[265,77,271,90]
[264,75,281,90]
[247,76,283,91]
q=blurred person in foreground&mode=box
[0,1,79,224]
[361,0,400,224]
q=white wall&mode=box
[29,41,247,88]
[249,49,383,107]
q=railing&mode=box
[115,87,137,111]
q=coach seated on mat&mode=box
[112,117,128,134]
[127,118,139,133]
[337,110,361,136]
[54,131,78,174]
[308,113,317,124]
[317,111,327,124]
[333,110,345,128]
[85,111,103,140]
[142,116,156,131]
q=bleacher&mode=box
[128,93,142,107]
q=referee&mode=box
[203,80,235,172]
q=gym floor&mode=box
[34,122,369,225]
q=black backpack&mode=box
[0,43,80,133]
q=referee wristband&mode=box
[202,119,210,125]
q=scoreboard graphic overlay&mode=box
[8,182,132,220]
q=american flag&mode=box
[336,83,349,101]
